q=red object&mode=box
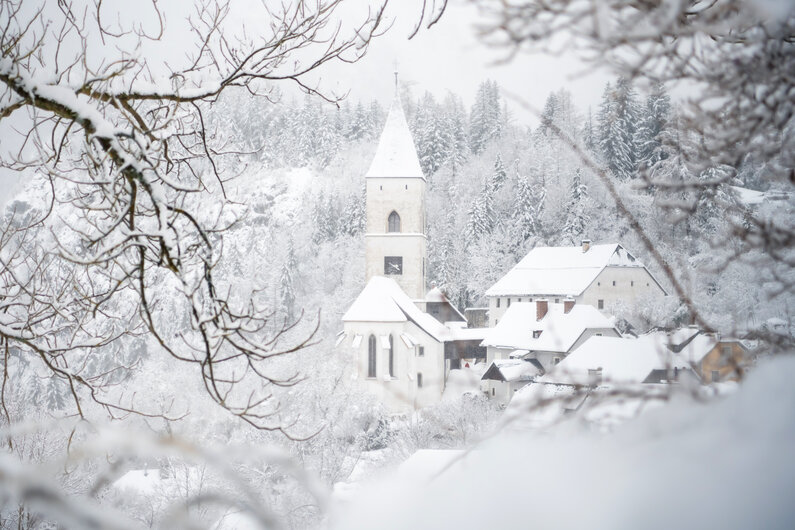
[465,363,470,368]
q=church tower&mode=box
[364,92,427,300]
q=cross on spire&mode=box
[392,60,399,93]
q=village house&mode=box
[480,358,542,405]
[481,299,620,369]
[485,241,667,327]
[536,327,750,387]
[479,299,620,400]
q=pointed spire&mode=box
[365,87,425,180]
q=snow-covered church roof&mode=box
[342,276,448,342]
[365,95,425,179]
[485,243,660,297]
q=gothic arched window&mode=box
[368,335,377,378]
[388,211,401,233]
[388,334,394,377]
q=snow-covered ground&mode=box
[333,355,795,530]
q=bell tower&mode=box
[364,92,427,300]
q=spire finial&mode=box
[392,60,399,93]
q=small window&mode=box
[496,298,500,308]
[379,185,383,190]
[553,357,561,365]
[528,298,532,302]
[388,211,401,233]
[647,282,650,287]
[388,335,394,377]
[507,298,511,307]
[533,330,542,339]
[554,298,560,303]
[721,345,732,356]
[711,370,720,382]
[491,388,495,396]
[405,184,408,190]
[598,299,604,309]
[417,373,423,388]
[518,298,522,302]
[631,281,634,287]
[588,368,603,382]
[384,256,403,275]
[597,282,600,286]
[495,319,499,325]
[367,335,377,378]
[612,281,616,286]
[418,345,425,357]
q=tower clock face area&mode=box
[384,256,403,275]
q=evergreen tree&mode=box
[279,241,297,321]
[469,80,503,154]
[413,92,447,176]
[598,79,639,180]
[312,192,340,243]
[538,92,560,137]
[347,102,372,141]
[466,176,496,242]
[513,176,544,243]
[492,154,507,190]
[442,93,469,176]
[341,186,366,236]
[636,81,672,171]
[583,106,596,152]
[562,170,590,243]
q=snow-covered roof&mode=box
[342,276,449,342]
[539,334,698,386]
[731,186,766,206]
[426,286,468,322]
[448,326,490,341]
[482,359,542,383]
[425,286,447,303]
[112,469,162,496]
[485,243,656,297]
[365,95,424,179]
[480,302,616,353]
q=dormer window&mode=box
[533,330,542,339]
[388,211,401,233]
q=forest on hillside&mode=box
[1,0,793,528]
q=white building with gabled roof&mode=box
[481,299,620,373]
[485,240,667,327]
[341,276,447,410]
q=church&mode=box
[337,87,674,411]
[338,91,488,412]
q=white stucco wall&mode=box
[365,176,427,300]
[579,266,666,311]
[342,320,444,411]
[486,267,665,326]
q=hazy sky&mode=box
[0,0,616,208]
[323,0,613,123]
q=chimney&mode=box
[536,299,548,321]
[582,239,591,253]
[564,297,575,314]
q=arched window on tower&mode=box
[368,335,376,378]
[388,334,394,377]
[388,211,401,233]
